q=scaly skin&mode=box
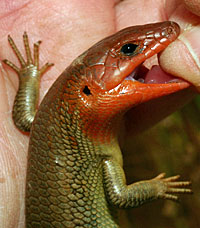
[4,21,192,227]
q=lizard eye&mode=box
[120,43,138,56]
[83,86,92,96]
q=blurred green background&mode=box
[123,96,200,228]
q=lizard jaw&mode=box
[125,64,185,85]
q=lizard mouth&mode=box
[125,64,183,84]
[122,61,194,136]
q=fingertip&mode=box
[183,0,200,17]
[159,27,200,91]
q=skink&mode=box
[4,21,192,227]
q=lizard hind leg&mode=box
[3,32,54,132]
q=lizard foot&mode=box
[153,173,192,202]
[3,32,53,77]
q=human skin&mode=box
[0,0,199,227]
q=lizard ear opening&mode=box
[83,86,92,96]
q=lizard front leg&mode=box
[103,159,192,208]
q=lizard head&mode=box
[77,21,189,104]
[81,21,183,90]
[65,22,190,143]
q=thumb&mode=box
[159,24,200,90]
[159,0,200,91]
[184,0,200,17]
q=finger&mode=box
[23,32,33,65]
[159,26,200,91]
[166,181,192,187]
[161,193,179,202]
[184,0,200,16]
[166,188,193,194]
[164,175,180,182]
[154,173,166,180]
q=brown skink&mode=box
[4,21,192,227]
